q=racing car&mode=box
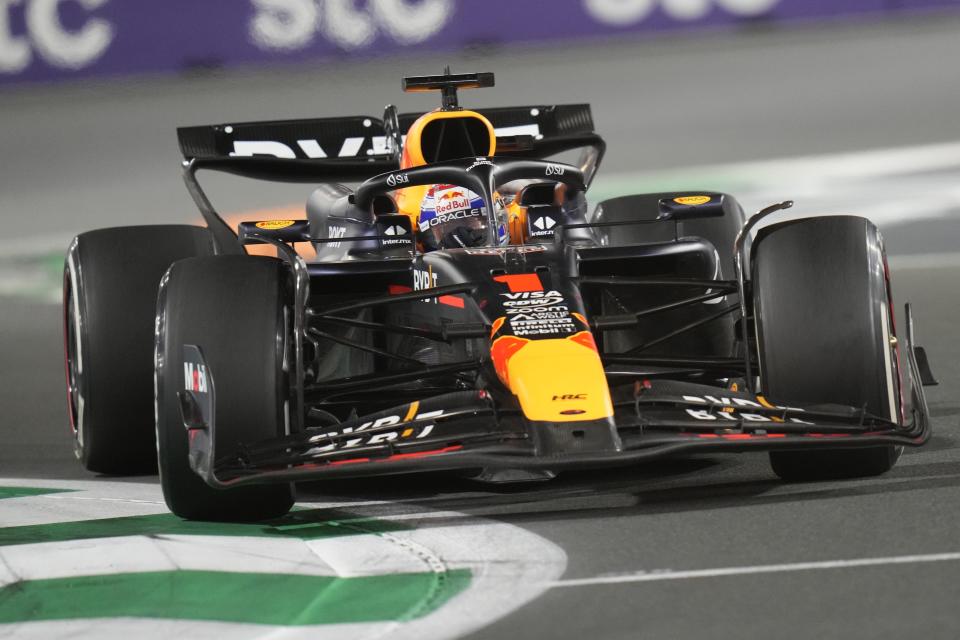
[63,71,936,522]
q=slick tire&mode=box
[155,255,294,521]
[752,216,903,481]
[64,225,215,475]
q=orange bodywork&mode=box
[506,198,527,244]
[490,330,613,423]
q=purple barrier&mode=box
[2,0,959,86]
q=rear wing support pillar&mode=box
[182,158,244,255]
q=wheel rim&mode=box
[63,272,82,440]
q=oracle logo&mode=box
[435,195,470,215]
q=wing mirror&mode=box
[657,193,726,221]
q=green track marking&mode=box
[0,252,63,303]
[0,508,410,547]
[0,569,471,625]
[0,486,73,500]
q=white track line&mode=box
[551,552,960,587]
[889,251,960,270]
[599,140,960,188]
[0,478,568,640]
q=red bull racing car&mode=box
[64,71,936,521]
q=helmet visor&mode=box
[419,186,490,249]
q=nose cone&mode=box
[491,331,613,422]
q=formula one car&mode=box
[63,71,936,521]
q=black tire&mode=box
[155,255,294,521]
[752,216,902,481]
[64,225,215,474]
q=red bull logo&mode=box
[437,186,465,201]
[435,189,471,215]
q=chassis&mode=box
[64,72,936,520]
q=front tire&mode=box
[752,216,902,481]
[155,255,294,521]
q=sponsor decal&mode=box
[249,0,455,52]
[685,408,814,424]
[583,0,780,26]
[386,172,410,187]
[229,136,380,159]
[681,394,813,424]
[501,290,577,337]
[183,362,208,394]
[502,291,565,307]
[255,219,296,230]
[435,190,471,215]
[0,0,114,75]
[463,246,546,256]
[682,394,801,410]
[493,274,578,337]
[545,163,566,177]
[413,267,438,292]
[529,213,559,239]
[552,394,587,401]
[419,207,483,231]
[380,223,410,246]
[673,195,712,205]
[495,124,542,138]
[305,407,446,454]
[532,216,557,231]
[326,224,348,248]
[467,157,494,171]
[412,266,460,306]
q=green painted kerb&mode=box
[0,569,471,625]
[0,486,73,500]
[0,508,410,547]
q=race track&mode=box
[1,14,959,639]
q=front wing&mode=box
[179,346,930,489]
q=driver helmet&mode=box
[418,184,508,250]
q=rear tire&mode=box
[155,255,294,521]
[752,216,902,481]
[64,225,215,474]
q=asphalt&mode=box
[1,13,959,640]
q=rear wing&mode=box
[176,104,605,183]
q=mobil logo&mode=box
[183,362,208,394]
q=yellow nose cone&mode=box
[501,333,613,422]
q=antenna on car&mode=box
[402,68,495,111]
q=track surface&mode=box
[2,14,959,639]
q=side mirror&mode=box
[238,219,310,245]
[658,193,726,221]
